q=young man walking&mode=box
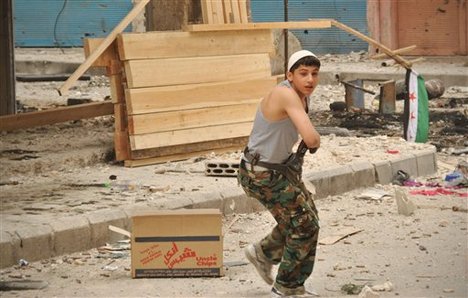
[238,50,321,297]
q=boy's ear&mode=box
[286,71,294,81]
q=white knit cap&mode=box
[287,50,317,72]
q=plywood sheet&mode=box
[125,77,275,115]
[117,30,273,60]
[129,122,253,150]
[124,53,271,88]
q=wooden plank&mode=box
[83,38,119,68]
[129,122,253,150]
[58,0,150,96]
[223,0,233,23]
[128,100,259,134]
[125,145,244,167]
[108,60,125,104]
[117,30,274,60]
[200,0,214,24]
[184,19,332,31]
[238,0,248,23]
[125,77,276,115]
[213,0,225,24]
[130,136,248,160]
[114,103,130,161]
[124,53,271,88]
[0,102,114,131]
[230,0,241,23]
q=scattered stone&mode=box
[371,281,394,292]
[358,285,380,298]
[341,283,365,295]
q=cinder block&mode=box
[15,224,54,263]
[205,160,239,177]
[305,170,331,199]
[373,160,393,185]
[390,155,418,179]
[50,216,91,256]
[415,150,437,177]
[86,209,128,247]
[328,165,354,196]
[350,161,376,188]
[0,231,20,268]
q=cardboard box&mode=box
[131,209,223,278]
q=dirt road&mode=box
[1,173,467,297]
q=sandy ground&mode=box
[0,175,467,297]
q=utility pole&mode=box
[0,0,16,116]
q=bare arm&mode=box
[280,88,320,149]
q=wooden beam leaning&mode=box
[330,19,412,69]
[58,0,149,95]
[128,100,259,134]
[0,102,114,131]
[130,122,253,150]
[183,19,333,31]
[125,77,276,115]
[124,53,271,88]
[371,45,417,59]
[117,30,274,60]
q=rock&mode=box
[359,285,380,298]
[371,281,394,292]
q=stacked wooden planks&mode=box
[201,0,249,24]
[86,29,276,166]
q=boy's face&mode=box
[287,64,320,97]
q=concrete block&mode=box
[15,224,54,263]
[50,216,91,256]
[328,165,354,196]
[390,155,418,179]
[373,160,393,185]
[86,209,128,247]
[0,231,20,268]
[415,150,437,177]
[205,160,239,177]
[305,170,331,199]
[350,161,376,188]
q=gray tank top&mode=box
[246,92,299,163]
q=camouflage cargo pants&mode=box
[238,160,320,291]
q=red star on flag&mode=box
[409,92,416,101]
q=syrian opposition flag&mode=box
[404,69,429,142]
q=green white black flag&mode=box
[404,69,429,142]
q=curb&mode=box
[0,150,437,268]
